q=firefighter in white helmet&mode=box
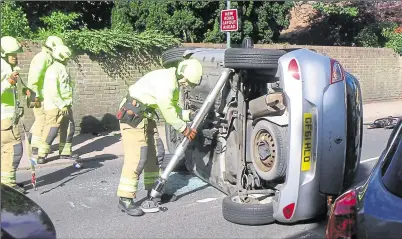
[116,58,203,216]
[27,36,65,159]
[37,45,80,165]
[1,36,25,193]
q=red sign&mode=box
[220,9,238,32]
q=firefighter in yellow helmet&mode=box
[116,58,203,216]
[37,45,81,166]
[27,36,65,158]
[1,36,25,193]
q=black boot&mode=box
[147,190,177,204]
[118,197,145,216]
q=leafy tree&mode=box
[0,1,32,39]
[16,1,113,31]
[111,0,133,31]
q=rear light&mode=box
[283,203,295,219]
[288,58,300,80]
[325,190,357,239]
[330,59,345,84]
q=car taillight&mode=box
[325,190,357,239]
[330,59,345,84]
[288,58,300,80]
[283,203,296,219]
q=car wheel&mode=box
[222,194,276,225]
[250,120,288,181]
[224,48,287,69]
[162,47,196,67]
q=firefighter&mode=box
[1,36,24,193]
[116,58,203,216]
[37,45,79,164]
[27,36,65,159]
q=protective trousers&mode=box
[1,119,23,187]
[30,103,46,149]
[117,119,165,199]
[38,107,75,158]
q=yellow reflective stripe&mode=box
[38,142,51,155]
[144,172,159,178]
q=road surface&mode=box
[15,128,392,239]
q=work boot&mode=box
[147,190,177,204]
[118,197,145,216]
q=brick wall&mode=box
[15,41,402,134]
[16,41,162,134]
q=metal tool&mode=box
[12,68,38,190]
[149,68,234,199]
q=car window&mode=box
[381,120,402,198]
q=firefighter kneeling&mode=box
[116,59,203,216]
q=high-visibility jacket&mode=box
[1,58,16,120]
[27,47,53,100]
[43,61,73,111]
[121,67,191,132]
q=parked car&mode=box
[326,117,402,239]
[161,38,363,225]
[1,184,57,239]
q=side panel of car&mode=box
[357,166,402,239]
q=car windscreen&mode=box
[381,119,402,198]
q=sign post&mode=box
[220,1,238,49]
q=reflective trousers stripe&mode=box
[117,119,161,198]
[59,143,72,156]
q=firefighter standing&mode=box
[116,58,203,216]
[1,36,24,193]
[37,45,80,165]
[27,36,65,160]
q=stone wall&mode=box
[14,41,402,134]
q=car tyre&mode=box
[222,194,276,225]
[162,47,196,67]
[224,48,287,69]
[250,120,288,181]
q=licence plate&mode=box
[301,113,313,171]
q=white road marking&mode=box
[196,197,218,203]
[81,203,92,208]
[69,201,75,207]
[360,157,379,164]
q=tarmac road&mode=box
[15,127,392,239]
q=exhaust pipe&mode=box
[149,68,234,199]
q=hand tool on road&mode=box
[11,73,38,191]
[149,68,234,200]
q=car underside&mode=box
[162,38,363,225]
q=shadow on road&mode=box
[20,154,117,194]
[44,132,121,163]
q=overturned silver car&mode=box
[162,39,363,225]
